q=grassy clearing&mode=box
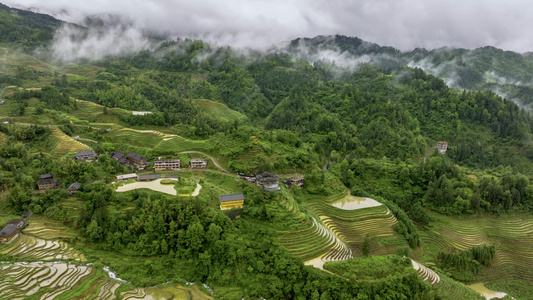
[155,136,211,153]
[0,131,7,143]
[194,98,248,124]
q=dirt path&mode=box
[179,151,231,174]
[74,137,98,143]
[191,184,202,196]
[423,146,437,162]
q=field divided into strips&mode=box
[0,260,212,300]
[435,271,485,300]
[0,263,95,299]
[121,284,213,300]
[50,127,90,158]
[0,262,134,300]
[1,234,86,261]
[308,202,398,245]
[23,217,75,240]
[411,259,440,286]
[424,212,533,290]
[104,126,175,149]
[279,217,352,262]
[280,194,401,267]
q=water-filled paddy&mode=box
[467,283,508,300]
[331,195,382,210]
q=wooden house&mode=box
[111,151,130,166]
[190,158,207,169]
[219,194,245,210]
[37,174,59,191]
[126,153,148,168]
[67,182,81,197]
[116,173,138,182]
[0,224,19,244]
[289,174,305,188]
[0,219,25,244]
[74,150,98,162]
[437,141,448,154]
[154,159,180,170]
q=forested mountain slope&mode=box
[288,34,533,109]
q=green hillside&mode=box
[1,4,533,299]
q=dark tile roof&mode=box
[40,173,53,179]
[138,174,161,181]
[76,150,96,157]
[127,153,147,161]
[256,172,279,185]
[67,182,81,191]
[111,151,124,159]
[0,224,18,238]
[219,194,245,202]
[7,219,23,226]
[38,178,57,185]
[165,174,180,178]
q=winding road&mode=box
[179,151,231,174]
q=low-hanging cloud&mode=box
[48,22,151,61]
[4,0,533,54]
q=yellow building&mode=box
[219,194,245,210]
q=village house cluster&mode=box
[111,151,148,169]
[68,150,307,216]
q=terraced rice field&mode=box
[280,195,400,270]
[0,262,94,299]
[435,272,485,300]
[50,127,90,158]
[308,202,398,244]
[121,284,213,300]
[23,217,75,240]
[0,258,212,300]
[411,259,440,285]
[279,216,353,264]
[419,212,533,297]
[1,234,86,261]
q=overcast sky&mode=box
[4,0,533,52]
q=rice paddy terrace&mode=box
[0,216,213,299]
[414,211,533,298]
[279,192,400,268]
[0,261,213,300]
[50,127,90,158]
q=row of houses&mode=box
[0,213,30,244]
[110,151,208,170]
